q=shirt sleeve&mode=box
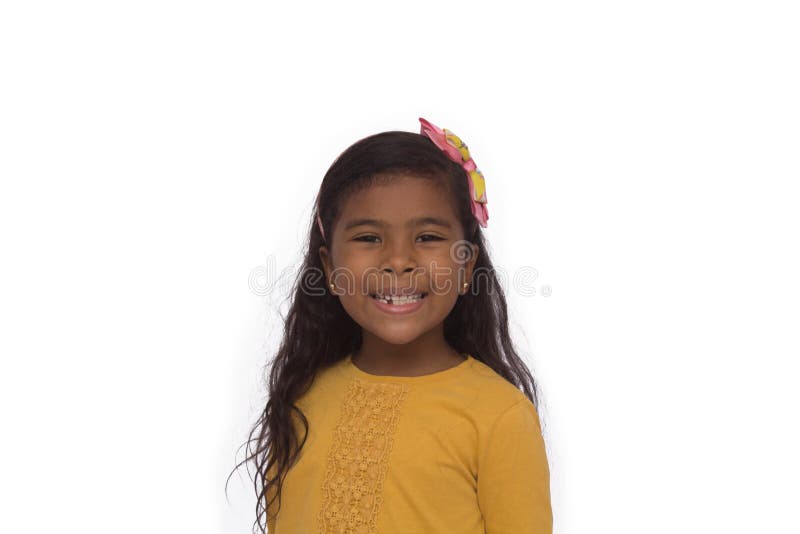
[477,397,553,534]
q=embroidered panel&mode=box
[317,378,409,533]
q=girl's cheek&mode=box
[429,271,459,294]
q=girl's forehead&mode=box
[339,178,459,222]
[342,177,452,209]
[337,178,459,234]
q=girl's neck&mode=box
[353,327,465,377]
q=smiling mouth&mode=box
[369,293,428,304]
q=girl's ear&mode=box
[464,243,480,281]
[318,246,331,281]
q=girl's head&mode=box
[233,120,542,534]
[316,130,481,347]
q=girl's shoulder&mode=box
[463,356,532,413]
[291,357,350,408]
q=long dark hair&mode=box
[228,128,544,534]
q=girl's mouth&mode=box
[369,292,427,314]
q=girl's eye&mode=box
[353,235,444,243]
[417,234,444,242]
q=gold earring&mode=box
[462,281,469,294]
[329,282,335,292]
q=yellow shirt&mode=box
[267,353,552,533]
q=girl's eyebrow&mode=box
[343,216,453,231]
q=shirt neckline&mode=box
[343,352,474,384]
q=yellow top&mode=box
[266,353,552,533]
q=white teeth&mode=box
[373,294,424,304]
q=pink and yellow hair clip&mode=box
[419,117,489,228]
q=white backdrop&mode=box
[1,1,798,533]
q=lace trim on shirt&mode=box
[317,378,409,533]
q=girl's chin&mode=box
[361,318,432,343]
[366,330,427,346]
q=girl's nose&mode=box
[380,238,418,275]
[381,257,417,275]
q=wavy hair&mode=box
[227,129,543,534]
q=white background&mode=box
[1,1,798,533]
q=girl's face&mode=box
[318,174,479,346]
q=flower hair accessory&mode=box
[419,117,489,228]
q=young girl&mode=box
[240,117,552,533]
